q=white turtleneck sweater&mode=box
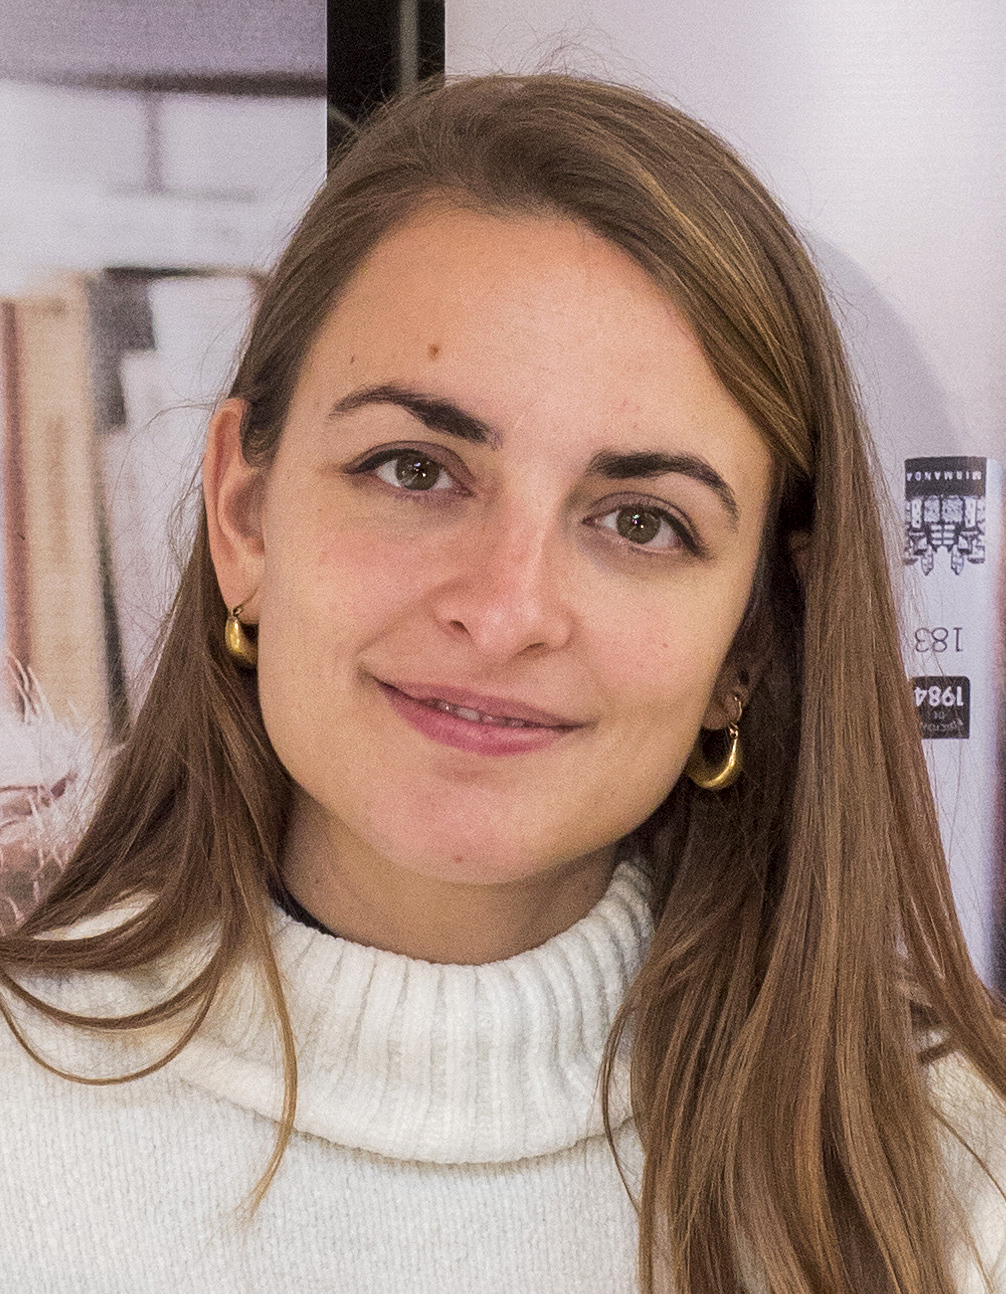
[0,861,652,1294]
[1,849,1006,1293]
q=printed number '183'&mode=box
[914,627,963,653]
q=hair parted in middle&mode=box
[3,73,1004,1294]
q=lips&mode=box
[375,680,583,730]
[418,699,546,729]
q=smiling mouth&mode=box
[417,698,548,729]
[376,679,581,730]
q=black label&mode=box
[912,676,970,739]
[904,456,986,575]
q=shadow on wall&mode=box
[811,236,960,473]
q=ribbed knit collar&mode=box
[169,859,653,1164]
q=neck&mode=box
[279,796,617,964]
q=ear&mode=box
[203,398,266,621]
[700,667,750,731]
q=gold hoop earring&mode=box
[225,604,258,669]
[685,694,744,791]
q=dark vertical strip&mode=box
[417,0,445,84]
[327,0,444,154]
[328,0,398,126]
[96,506,129,739]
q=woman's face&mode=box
[215,207,774,891]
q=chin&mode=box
[379,831,562,888]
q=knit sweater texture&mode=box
[0,860,652,1294]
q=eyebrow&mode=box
[330,382,739,526]
[585,449,739,527]
[330,383,501,448]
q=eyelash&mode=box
[347,447,701,556]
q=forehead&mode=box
[325,203,686,368]
[290,205,772,504]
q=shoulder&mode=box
[924,1036,1006,1289]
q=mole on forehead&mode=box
[427,342,441,360]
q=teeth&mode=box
[426,698,540,728]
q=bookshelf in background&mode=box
[0,269,258,737]
[0,74,326,736]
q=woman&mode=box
[0,73,1004,1294]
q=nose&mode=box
[428,516,573,661]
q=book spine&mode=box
[0,300,30,700]
[11,281,109,734]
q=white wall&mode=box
[448,2,1006,459]
[447,1,1006,984]
[0,82,326,291]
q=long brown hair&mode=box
[2,73,1004,1293]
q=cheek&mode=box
[582,611,737,824]
[263,507,425,627]
[587,588,734,723]
[254,507,455,736]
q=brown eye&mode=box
[591,503,693,554]
[615,508,663,544]
[375,452,449,491]
[394,453,440,489]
